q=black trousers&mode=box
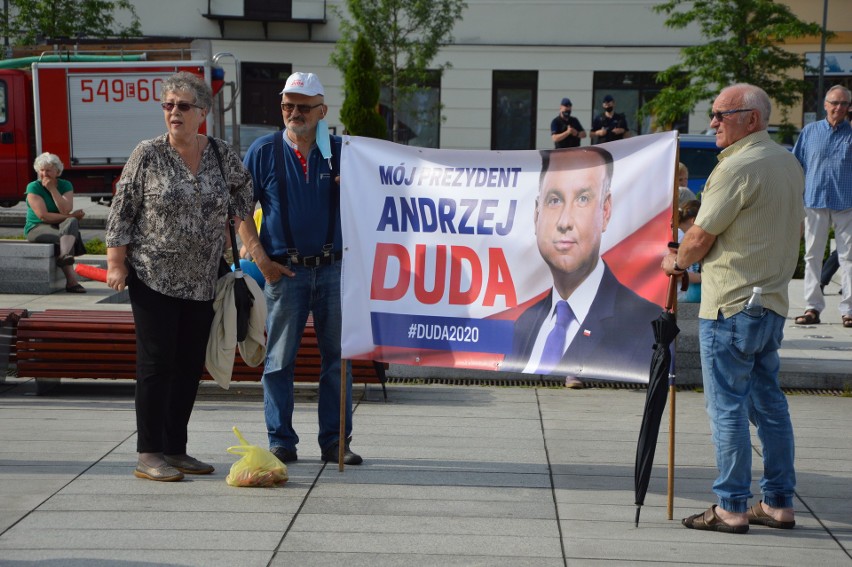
[129,277,214,454]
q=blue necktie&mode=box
[537,300,573,375]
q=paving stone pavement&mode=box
[0,378,850,566]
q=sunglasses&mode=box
[280,102,324,114]
[708,108,753,122]
[161,101,203,112]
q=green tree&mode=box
[644,0,827,130]
[330,0,466,143]
[1,0,141,49]
[340,35,388,139]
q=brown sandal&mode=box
[794,309,820,325]
[682,505,749,534]
[842,315,852,328]
[747,502,795,529]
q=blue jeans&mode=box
[262,263,353,452]
[699,309,796,513]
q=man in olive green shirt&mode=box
[662,83,804,534]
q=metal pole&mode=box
[667,375,676,520]
[339,359,347,472]
[816,0,829,120]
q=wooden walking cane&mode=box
[666,274,678,521]
[339,359,347,472]
[667,147,681,521]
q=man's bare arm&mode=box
[661,224,716,275]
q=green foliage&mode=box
[794,236,805,279]
[84,237,106,255]
[330,0,466,142]
[645,0,828,130]
[340,35,388,139]
[1,0,141,49]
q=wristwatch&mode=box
[673,260,686,273]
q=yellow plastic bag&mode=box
[226,426,288,487]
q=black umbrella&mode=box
[227,213,254,343]
[634,275,680,526]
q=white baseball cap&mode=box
[279,72,324,97]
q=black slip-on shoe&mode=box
[321,442,363,465]
[270,446,298,463]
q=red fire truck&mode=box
[0,56,234,207]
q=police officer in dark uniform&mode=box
[591,94,628,144]
[550,97,586,148]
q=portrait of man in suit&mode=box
[502,146,660,382]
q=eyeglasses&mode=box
[280,102,324,114]
[825,100,851,107]
[708,108,754,122]
[161,101,203,112]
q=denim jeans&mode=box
[699,309,796,513]
[262,263,353,452]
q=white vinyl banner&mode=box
[340,131,679,383]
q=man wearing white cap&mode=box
[239,72,362,466]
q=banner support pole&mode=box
[339,359,347,472]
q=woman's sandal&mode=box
[794,309,820,325]
[682,505,749,534]
[843,315,852,328]
[65,284,87,294]
[747,502,795,529]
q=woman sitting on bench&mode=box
[24,152,87,293]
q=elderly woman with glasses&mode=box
[24,152,87,293]
[105,71,254,482]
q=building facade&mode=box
[36,0,852,149]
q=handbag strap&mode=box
[207,136,240,266]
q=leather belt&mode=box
[271,250,342,267]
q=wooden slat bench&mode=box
[15,309,387,397]
[1,309,29,380]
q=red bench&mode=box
[1,309,29,379]
[14,309,386,397]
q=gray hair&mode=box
[722,83,772,130]
[161,71,213,110]
[732,83,771,129]
[33,152,64,175]
[826,85,851,102]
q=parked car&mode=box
[702,125,799,146]
[678,134,721,196]
[226,124,281,157]
[684,126,796,196]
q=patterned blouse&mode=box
[106,133,253,301]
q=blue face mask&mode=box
[316,119,333,169]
